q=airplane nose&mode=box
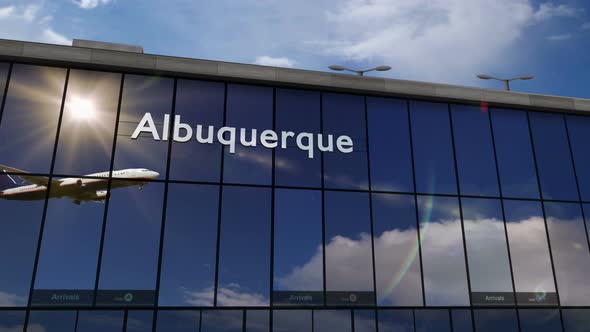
[152,172,160,178]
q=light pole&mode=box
[477,74,534,91]
[329,65,391,76]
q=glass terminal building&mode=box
[1,38,590,331]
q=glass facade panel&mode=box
[562,309,590,332]
[566,115,590,201]
[0,310,24,331]
[503,200,556,305]
[272,310,311,332]
[33,186,105,303]
[372,193,422,306]
[53,70,120,176]
[27,310,76,332]
[126,310,154,332]
[473,309,518,332]
[76,310,124,332]
[273,189,323,304]
[0,64,66,173]
[98,181,164,303]
[223,84,273,185]
[201,310,243,332]
[377,310,413,332]
[3,61,590,331]
[0,311,24,330]
[169,80,225,182]
[323,93,368,190]
[354,310,376,332]
[246,310,268,332]
[275,89,321,188]
[544,202,590,306]
[112,75,173,179]
[461,198,513,304]
[415,309,451,332]
[155,310,199,332]
[367,97,413,192]
[451,309,473,332]
[0,62,8,98]
[314,310,351,332]
[451,105,499,196]
[519,309,562,332]
[410,101,457,195]
[159,184,219,306]
[529,112,578,201]
[0,187,44,306]
[217,186,271,306]
[585,204,590,252]
[490,109,539,199]
[418,195,469,306]
[324,191,374,305]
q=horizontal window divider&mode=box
[19,304,580,310]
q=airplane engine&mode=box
[59,178,84,187]
[95,190,110,199]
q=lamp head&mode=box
[329,65,345,71]
[477,74,493,80]
[375,66,392,71]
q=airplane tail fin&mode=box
[0,170,18,191]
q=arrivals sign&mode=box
[131,113,354,159]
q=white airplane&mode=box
[0,165,159,205]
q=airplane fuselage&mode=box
[0,168,159,203]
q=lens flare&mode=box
[68,96,96,120]
[534,285,547,303]
[378,174,435,303]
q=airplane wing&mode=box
[0,165,59,187]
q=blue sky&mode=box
[0,0,589,98]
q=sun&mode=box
[68,96,96,120]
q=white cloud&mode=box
[152,0,583,84]
[73,0,112,9]
[216,285,268,306]
[533,3,579,22]
[22,4,40,22]
[183,284,268,306]
[0,6,15,18]
[547,33,573,41]
[0,291,26,306]
[0,3,69,45]
[545,215,590,306]
[38,15,52,25]
[182,287,214,306]
[276,245,323,292]
[254,55,296,68]
[276,211,590,306]
[233,149,273,169]
[0,4,40,22]
[582,22,590,30]
[0,325,39,332]
[43,28,71,45]
[303,0,581,83]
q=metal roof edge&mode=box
[0,38,588,114]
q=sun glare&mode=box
[69,96,96,120]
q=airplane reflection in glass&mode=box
[0,165,159,205]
